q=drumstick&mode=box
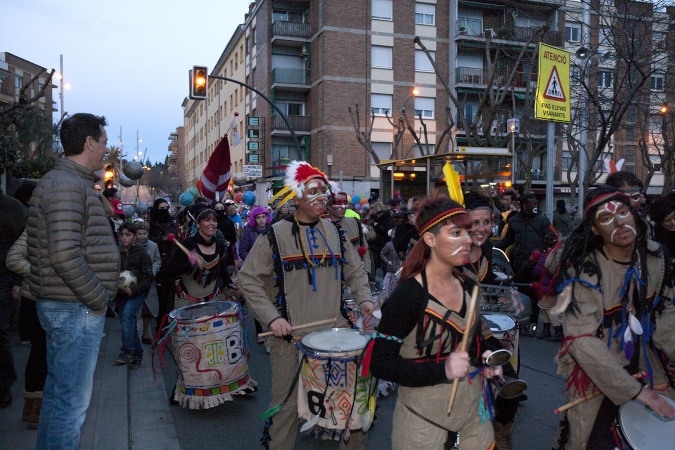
[167,233,199,267]
[257,318,337,338]
[448,285,480,414]
[554,371,647,414]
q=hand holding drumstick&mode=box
[167,233,204,269]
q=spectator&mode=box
[12,181,37,344]
[213,201,237,266]
[134,221,161,345]
[25,113,119,447]
[272,202,291,224]
[650,194,675,287]
[369,202,396,285]
[0,188,28,408]
[498,190,519,235]
[380,229,402,300]
[552,199,572,237]
[393,195,424,258]
[12,180,37,208]
[102,187,119,201]
[239,206,271,264]
[114,223,153,368]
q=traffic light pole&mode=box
[207,75,303,160]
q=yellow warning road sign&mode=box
[535,43,571,123]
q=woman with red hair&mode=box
[369,196,501,449]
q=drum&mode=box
[169,301,256,409]
[297,328,377,433]
[342,294,381,333]
[482,313,520,373]
[614,394,675,449]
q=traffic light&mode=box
[190,66,208,100]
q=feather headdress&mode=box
[285,161,328,199]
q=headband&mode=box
[418,208,468,235]
[583,192,627,216]
[194,208,216,222]
[619,187,641,193]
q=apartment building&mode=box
[0,52,54,117]
[183,25,247,188]
[168,126,185,201]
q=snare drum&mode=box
[297,328,377,432]
[342,295,381,333]
[613,394,675,449]
[482,313,520,372]
[169,301,256,409]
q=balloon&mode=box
[188,186,199,200]
[233,173,247,186]
[119,175,135,188]
[123,161,144,180]
[243,191,256,206]
[347,196,352,202]
[179,192,194,206]
[352,195,361,204]
[123,204,135,219]
[234,192,244,203]
[359,198,368,205]
[135,201,148,215]
[196,180,203,196]
[355,204,362,211]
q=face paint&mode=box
[595,201,636,245]
[447,232,472,256]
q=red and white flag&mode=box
[200,135,232,203]
[231,117,241,146]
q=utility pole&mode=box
[578,1,591,206]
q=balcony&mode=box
[271,114,311,135]
[455,19,563,47]
[272,21,311,42]
[455,67,537,90]
[518,168,561,182]
[271,68,310,91]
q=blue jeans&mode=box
[118,294,146,357]
[36,299,104,449]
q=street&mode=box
[1,313,566,449]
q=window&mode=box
[565,24,580,43]
[654,32,666,49]
[599,27,613,46]
[15,76,22,89]
[415,50,435,72]
[371,93,392,116]
[651,74,664,91]
[275,101,304,116]
[371,46,393,69]
[598,70,613,88]
[570,66,581,85]
[625,127,636,142]
[371,142,392,163]
[414,97,434,119]
[415,3,435,26]
[273,9,303,23]
[623,145,636,173]
[562,151,575,170]
[372,0,392,21]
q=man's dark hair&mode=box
[513,184,524,197]
[194,197,209,205]
[119,222,137,235]
[13,180,37,207]
[60,113,107,157]
[606,171,643,189]
[102,187,118,200]
[502,190,517,201]
[464,191,493,210]
[520,194,538,206]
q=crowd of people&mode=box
[1,112,674,449]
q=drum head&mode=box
[301,328,371,354]
[486,349,512,367]
[483,314,516,333]
[169,300,237,321]
[618,395,675,448]
[499,379,528,399]
[492,248,514,278]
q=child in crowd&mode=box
[114,223,154,368]
[134,221,161,344]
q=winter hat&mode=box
[247,205,272,228]
[110,199,124,216]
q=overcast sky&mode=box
[1,0,251,164]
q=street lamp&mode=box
[56,54,71,119]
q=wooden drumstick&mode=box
[448,285,480,414]
[554,371,647,414]
[167,233,201,267]
[257,318,337,338]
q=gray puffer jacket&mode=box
[25,158,120,311]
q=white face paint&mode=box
[594,201,637,245]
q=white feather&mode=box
[361,410,373,432]
[624,325,632,345]
[629,314,643,335]
[300,414,320,432]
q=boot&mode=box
[28,392,42,430]
[22,391,36,422]
[537,323,551,339]
[493,420,514,450]
[547,326,564,342]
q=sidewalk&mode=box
[0,317,180,450]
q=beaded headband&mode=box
[418,207,468,235]
[583,192,627,216]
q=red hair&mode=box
[399,196,470,283]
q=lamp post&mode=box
[55,54,71,119]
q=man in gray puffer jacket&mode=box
[25,113,120,449]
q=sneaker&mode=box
[115,351,134,365]
[130,356,142,369]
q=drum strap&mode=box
[400,399,458,438]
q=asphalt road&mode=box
[161,315,566,449]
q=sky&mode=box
[1,0,251,164]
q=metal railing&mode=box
[272,114,311,132]
[455,19,563,46]
[455,67,537,89]
[456,17,483,36]
[271,68,310,85]
[272,21,311,39]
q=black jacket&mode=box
[496,213,556,282]
[118,243,154,300]
[370,210,396,253]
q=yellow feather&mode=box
[442,163,464,206]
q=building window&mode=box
[273,9,303,23]
[372,0,392,21]
[562,151,575,170]
[415,3,435,26]
[15,76,22,89]
[625,127,636,142]
[371,93,392,116]
[414,97,435,119]
[624,145,636,173]
[599,26,613,46]
[565,24,580,43]
[371,46,393,69]
[651,74,664,91]
[371,142,392,163]
[654,32,666,49]
[598,70,613,88]
[415,50,435,73]
[274,101,304,116]
[570,66,581,85]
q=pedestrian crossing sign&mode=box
[535,43,571,123]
